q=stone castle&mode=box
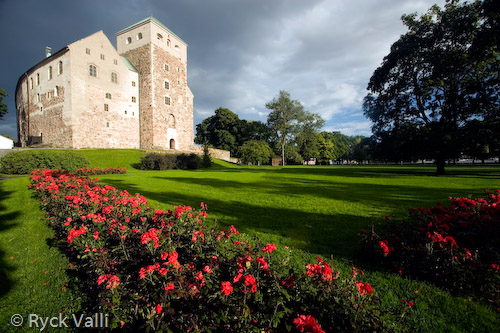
[15,17,194,150]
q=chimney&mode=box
[45,47,52,58]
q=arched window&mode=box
[48,66,52,80]
[89,65,97,77]
[30,78,33,89]
[137,32,142,40]
[167,114,175,128]
[111,72,118,83]
[169,139,175,150]
[105,93,111,99]
[167,39,171,47]
[126,37,132,44]
[164,96,171,105]
[164,80,169,89]
[157,33,163,41]
[36,73,40,85]
[58,61,63,75]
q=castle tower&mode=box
[116,17,194,150]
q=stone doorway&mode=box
[169,138,176,150]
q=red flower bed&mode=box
[360,191,500,308]
[31,169,384,331]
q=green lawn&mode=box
[1,149,499,331]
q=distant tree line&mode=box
[195,91,374,165]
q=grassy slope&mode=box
[0,177,84,332]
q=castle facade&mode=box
[15,17,194,150]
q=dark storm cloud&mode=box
[0,0,445,139]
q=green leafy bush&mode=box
[30,169,385,331]
[0,150,89,174]
[140,153,202,170]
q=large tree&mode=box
[0,88,7,119]
[195,107,241,155]
[364,0,500,174]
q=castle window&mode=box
[105,93,111,99]
[164,96,171,105]
[89,65,97,77]
[157,33,163,41]
[100,54,105,60]
[175,45,179,49]
[58,61,63,75]
[167,114,176,128]
[124,110,127,115]
[36,73,40,85]
[114,59,118,65]
[164,64,169,71]
[167,39,171,47]
[36,94,40,102]
[104,104,109,111]
[132,81,136,87]
[106,122,109,127]
[164,80,169,89]
[48,66,52,80]
[54,87,59,97]
[126,37,132,44]
[132,96,136,103]
[30,78,33,89]
[111,72,118,83]
[86,48,91,55]
[132,112,135,116]
[137,33,142,40]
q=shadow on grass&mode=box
[0,182,20,298]
[98,177,436,259]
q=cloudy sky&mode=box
[0,0,446,139]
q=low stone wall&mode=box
[145,146,235,164]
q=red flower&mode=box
[221,281,233,295]
[155,304,162,314]
[97,274,120,289]
[379,240,390,256]
[262,243,277,254]
[293,315,325,333]
[256,257,269,270]
[243,274,257,293]
[491,264,500,270]
[165,283,175,291]
[356,281,374,296]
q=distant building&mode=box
[0,135,13,149]
[15,17,194,150]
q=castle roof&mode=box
[120,56,138,72]
[116,16,187,45]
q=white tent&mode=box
[0,135,14,149]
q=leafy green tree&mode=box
[266,91,306,166]
[0,88,7,119]
[238,140,274,165]
[364,0,500,174]
[320,132,350,164]
[195,108,241,155]
[238,120,272,144]
[295,112,324,161]
[317,135,335,165]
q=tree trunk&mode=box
[436,157,446,175]
[281,142,285,166]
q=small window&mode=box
[132,96,136,103]
[106,122,110,127]
[164,64,169,71]
[167,39,171,47]
[164,81,169,89]
[86,48,91,55]
[105,93,111,99]
[54,87,58,97]
[132,112,135,116]
[111,72,118,83]
[124,110,127,115]
[89,65,97,77]
[48,66,52,80]
[114,59,118,65]
[36,73,40,85]
[175,45,179,49]
[58,61,63,75]
[132,81,136,87]
[100,54,105,60]
[36,94,40,102]
[30,78,33,89]
[126,37,132,44]
[164,96,171,105]
[157,33,163,41]
[137,33,142,40]
[177,79,180,85]
[104,104,109,111]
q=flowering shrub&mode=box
[74,167,126,176]
[31,169,384,331]
[360,191,500,308]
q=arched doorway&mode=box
[169,138,176,150]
